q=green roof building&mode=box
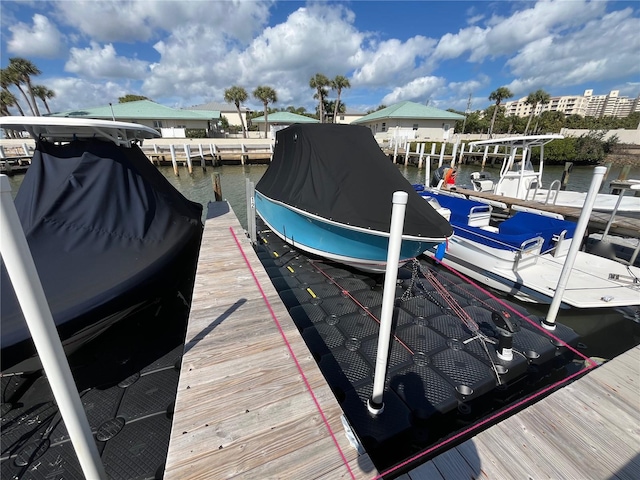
[51,100,220,138]
[352,101,465,142]
[250,111,319,139]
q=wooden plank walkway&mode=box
[401,345,640,480]
[164,201,377,479]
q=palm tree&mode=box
[330,75,350,123]
[8,57,42,116]
[309,73,330,123]
[1,90,17,116]
[531,90,551,134]
[488,87,513,137]
[253,86,277,139]
[1,66,31,115]
[1,68,27,116]
[224,86,249,138]
[524,89,551,135]
[32,85,56,114]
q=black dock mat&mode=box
[255,224,582,475]
[1,293,189,480]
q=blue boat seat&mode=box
[427,193,576,253]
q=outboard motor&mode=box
[470,171,495,192]
[430,165,448,187]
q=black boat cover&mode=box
[256,123,453,239]
[1,139,203,371]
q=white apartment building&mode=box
[504,89,639,118]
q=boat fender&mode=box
[492,311,519,362]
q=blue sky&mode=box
[1,0,639,115]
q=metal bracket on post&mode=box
[246,179,256,244]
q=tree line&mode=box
[223,73,351,138]
[456,86,640,137]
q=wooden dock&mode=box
[401,344,640,479]
[141,142,273,169]
[164,202,377,479]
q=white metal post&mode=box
[246,179,256,244]
[543,167,607,329]
[451,142,458,168]
[368,191,408,415]
[0,175,106,479]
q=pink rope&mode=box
[242,233,597,479]
[229,228,357,480]
[309,260,415,355]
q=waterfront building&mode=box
[352,101,465,142]
[51,100,220,137]
[504,89,640,119]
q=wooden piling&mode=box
[169,144,178,176]
[212,173,222,201]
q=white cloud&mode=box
[7,13,66,58]
[143,4,368,108]
[65,43,149,80]
[5,0,637,116]
[54,0,271,44]
[352,35,437,87]
[45,77,130,112]
[382,76,446,105]
[504,8,640,96]
[435,0,607,62]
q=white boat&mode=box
[466,135,640,214]
[417,188,640,309]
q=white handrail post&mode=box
[543,167,607,329]
[451,141,458,168]
[0,175,107,479]
[438,142,445,167]
[368,191,408,416]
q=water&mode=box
[7,161,640,361]
[150,162,640,229]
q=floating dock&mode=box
[402,344,640,479]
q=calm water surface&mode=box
[8,160,640,361]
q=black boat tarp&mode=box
[255,123,453,239]
[1,139,203,372]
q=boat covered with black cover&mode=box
[255,123,452,271]
[1,138,203,372]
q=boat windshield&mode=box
[507,158,534,173]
